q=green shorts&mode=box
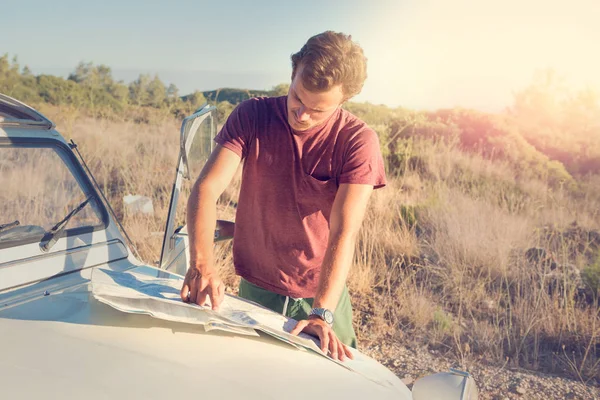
[238,278,357,348]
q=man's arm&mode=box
[314,183,373,310]
[180,144,241,309]
[290,183,374,360]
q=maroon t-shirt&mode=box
[215,96,386,298]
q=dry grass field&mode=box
[40,105,600,391]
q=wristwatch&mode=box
[309,308,334,326]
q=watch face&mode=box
[324,310,334,325]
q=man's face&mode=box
[286,65,345,132]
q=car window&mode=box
[0,144,103,247]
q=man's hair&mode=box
[291,31,367,100]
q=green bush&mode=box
[432,309,453,334]
[582,251,600,294]
[399,205,419,229]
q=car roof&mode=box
[0,93,67,142]
[0,93,55,130]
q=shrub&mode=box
[582,251,600,295]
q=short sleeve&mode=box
[339,128,387,189]
[214,99,257,159]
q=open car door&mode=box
[159,104,216,271]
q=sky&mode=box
[1,0,599,111]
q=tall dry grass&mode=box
[36,107,600,382]
[352,135,600,382]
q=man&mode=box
[180,31,386,362]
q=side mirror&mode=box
[180,104,216,180]
[412,369,478,400]
[215,220,235,242]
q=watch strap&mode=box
[309,307,334,325]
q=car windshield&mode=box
[0,143,103,247]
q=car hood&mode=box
[0,266,412,400]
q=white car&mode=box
[0,93,477,399]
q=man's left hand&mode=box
[290,317,354,362]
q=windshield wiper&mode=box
[40,196,94,252]
[0,220,20,233]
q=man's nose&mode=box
[296,106,310,121]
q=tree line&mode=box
[0,55,284,121]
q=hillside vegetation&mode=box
[0,55,278,122]
[2,56,600,386]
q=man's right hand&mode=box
[180,267,224,310]
[181,145,239,311]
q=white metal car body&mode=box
[0,94,477,400]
